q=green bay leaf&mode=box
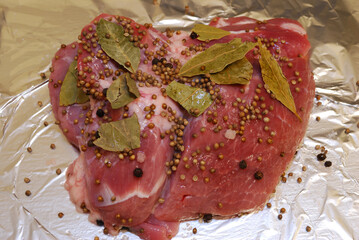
[107,73,140,109]
[59,61,89,106]
[97,19,140,73]
[258,41,301,120]
[93,114,141,152]
[166,81,213,117]
[192,24,230,41]
[210,57,253,85]
[179,39,256,77]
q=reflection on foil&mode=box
[0,0,358,239]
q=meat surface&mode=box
[154,17,314,221]
[48,42,90,146]
[51,42,180,239]
[48,14,314,240]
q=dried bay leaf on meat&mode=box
[191,24,230,41]
[258,41,301,120]
[210,57,253,85]
[94,114,141,152]
[97,19,140,73]
[107,73,140,109]
[166,81,212,116]
[59,61,89,106]
[179,39,256,77]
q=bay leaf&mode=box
[258,41,301,120]
[107,73,140,109]
[97,19,140,73]
[93,113,141,152]
[59,61,89,106]
[191,24,230,41]
[179,39,256,77]
[166,81,213,117]
[210,57,253,85]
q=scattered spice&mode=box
[239,160,247,169]
[25,190,31,196]
[24,177,31,183]
[96,219,104,226]
[254,171,263,180]
[306,226,311,232]
[297,177,302,183]
[58,212,64,218]
[56,168,62,175]
[190,32,198,39]
[96,109,105,117]
[193,228,197,234]
[133,168,143,178]
[266,203,272,208]
[44,121,49,127]
[37,101,43,107]
[317,153,326,161]
[324,161,332,167]
[27,147,32,153]
[278,214,283,220]
[50,143,56,149]
[203,214,213,223]
[280,208,286,213]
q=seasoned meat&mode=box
[48,14,314,240]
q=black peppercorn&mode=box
[96,109,105,117]
[254,171,263,180]
[190,31,198,39]
[87,140,95,147]
[95,131,100,139]
[121,226,130,231]
[133,168,143,178]
[317,153,326,161]
[152,58,160,65]
[160,57,166,63]
[96,219,104,226]
[203,214,213,223]
[324,161,332,167]
[164,63,173,68]
[239,160,247,169]
[102,88,108,97]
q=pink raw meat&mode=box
[48,42,90,146]
[73,14,183,232]
[154,16,314,221]
[49,43,179,239]
[48,14,315,240]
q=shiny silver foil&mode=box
[0,0,358,239]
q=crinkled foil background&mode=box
[0,0,358,239]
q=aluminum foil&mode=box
[1,0,358,239]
